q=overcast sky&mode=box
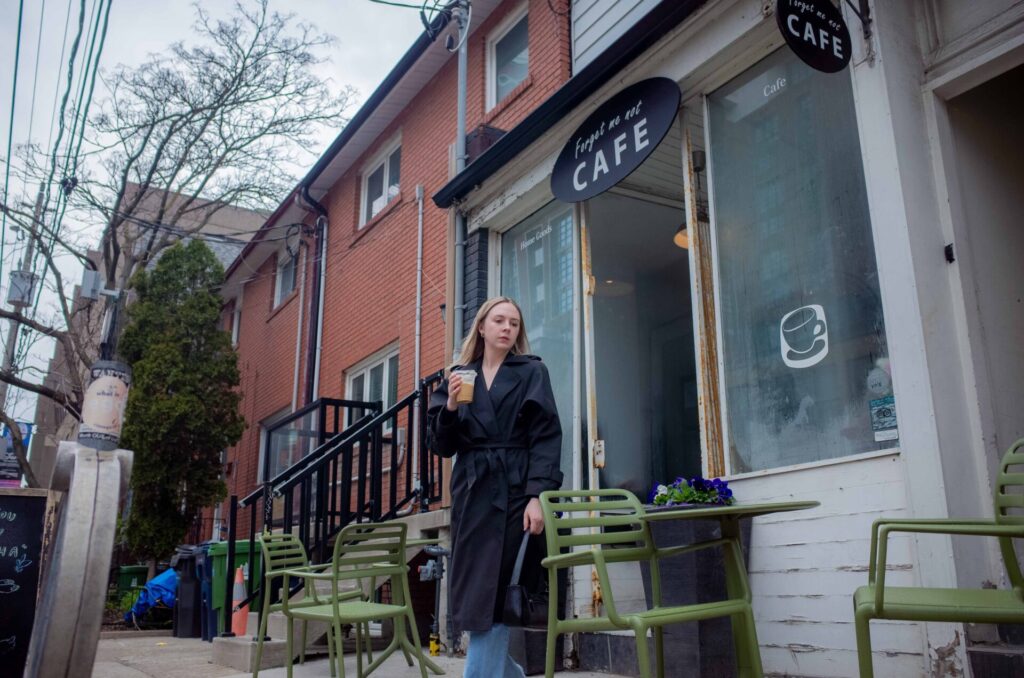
[0,0,426,421]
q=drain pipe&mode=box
[291,240,308,411]
[297,185,329,405]
[451,2,469,358]
[413,185,425,489]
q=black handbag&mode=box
[502,532,548,627]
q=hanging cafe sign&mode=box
[776,0,853,73]
[551,77,681,203]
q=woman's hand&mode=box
[446,372,463,412]
[523,497,544,535]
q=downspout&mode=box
[413,185,425,487]
[297,185,329,405]
[452,4,468,358]
[291,240,308,410]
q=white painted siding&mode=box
[923,0,1023,54]
[572,0,661,72]
[730,453,926,677]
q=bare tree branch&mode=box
[0,0,354,476]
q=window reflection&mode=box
[708,48,894,473]
[501,202,574,487]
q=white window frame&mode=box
[359,136,402,227]
[258,406,292,483]
[230,289,243,346]
[486,3,529,111]
[274,251,297,307]
[700,50,899,478]
[345,344,400,431]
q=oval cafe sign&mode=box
[551,77,681,203]
[776,0,852,73]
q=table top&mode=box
[638,500,819,522]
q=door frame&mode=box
[922,36,1024,585]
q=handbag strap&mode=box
[509,531,531,586]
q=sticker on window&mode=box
[869,395,898,442]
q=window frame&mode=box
[486,3,529,111]
[273,251,297,307]
[359,136,402,227]
[701,48,896,477]
[230,290,243,347]
[344,344,400,430]
[258,406,293,483]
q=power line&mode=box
[41,0,87,230]
[45,0,76,165]
[366,0,426,9]
[25,0,48,156]
[43,0,111,267]
[2,0,27,285]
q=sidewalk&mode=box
[93,633,626,678]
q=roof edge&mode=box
[223,15,449,284]
[432,0,706,209]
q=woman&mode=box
[428,296,563,678]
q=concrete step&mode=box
[212,612,393,672]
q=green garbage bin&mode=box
[209,540,262,633]
[117,565,149,600]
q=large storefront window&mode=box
[500,202,574,487]
[708,48,894,474]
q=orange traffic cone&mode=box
[231,566,249,636]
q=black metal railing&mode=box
[219,371,446,636]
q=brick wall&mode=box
[214,0,571,535]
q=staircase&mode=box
[211,371,447,672]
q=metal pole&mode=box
[0,186,43,410]
[452,1,469,359]
[221,496,238,637]
[414,185,424,488]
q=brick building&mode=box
[214,0,572,538]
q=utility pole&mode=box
[77,267,131,451]
[0,185,44,411]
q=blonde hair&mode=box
[455,296,531,366]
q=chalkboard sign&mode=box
[0,489,50,674]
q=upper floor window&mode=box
[274,252,297,307]
[230,298,242,346]
[361,142,402,226]
[345,346,400,429]
[487,6,529,110]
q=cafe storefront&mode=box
[435,0,1024,674]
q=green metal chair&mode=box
[538,488,762,678]
[281,521,429,678]
[252,532,365,678]
[854,438,1024,677]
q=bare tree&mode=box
[0,0,355,484]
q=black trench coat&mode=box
[427,354,563,633]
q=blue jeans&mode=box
[464,624,525,678]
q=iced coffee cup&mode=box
[453,369,477,405]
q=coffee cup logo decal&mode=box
[780,304,828,368]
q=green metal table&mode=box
[639,501,819,677]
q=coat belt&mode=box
[462,444,527,510]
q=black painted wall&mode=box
[463,229,490,338]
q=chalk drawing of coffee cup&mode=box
[780,304,828,368]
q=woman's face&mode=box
[479,302,521,353]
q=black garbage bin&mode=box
[196,542,217,642]
[171,545,202,638]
